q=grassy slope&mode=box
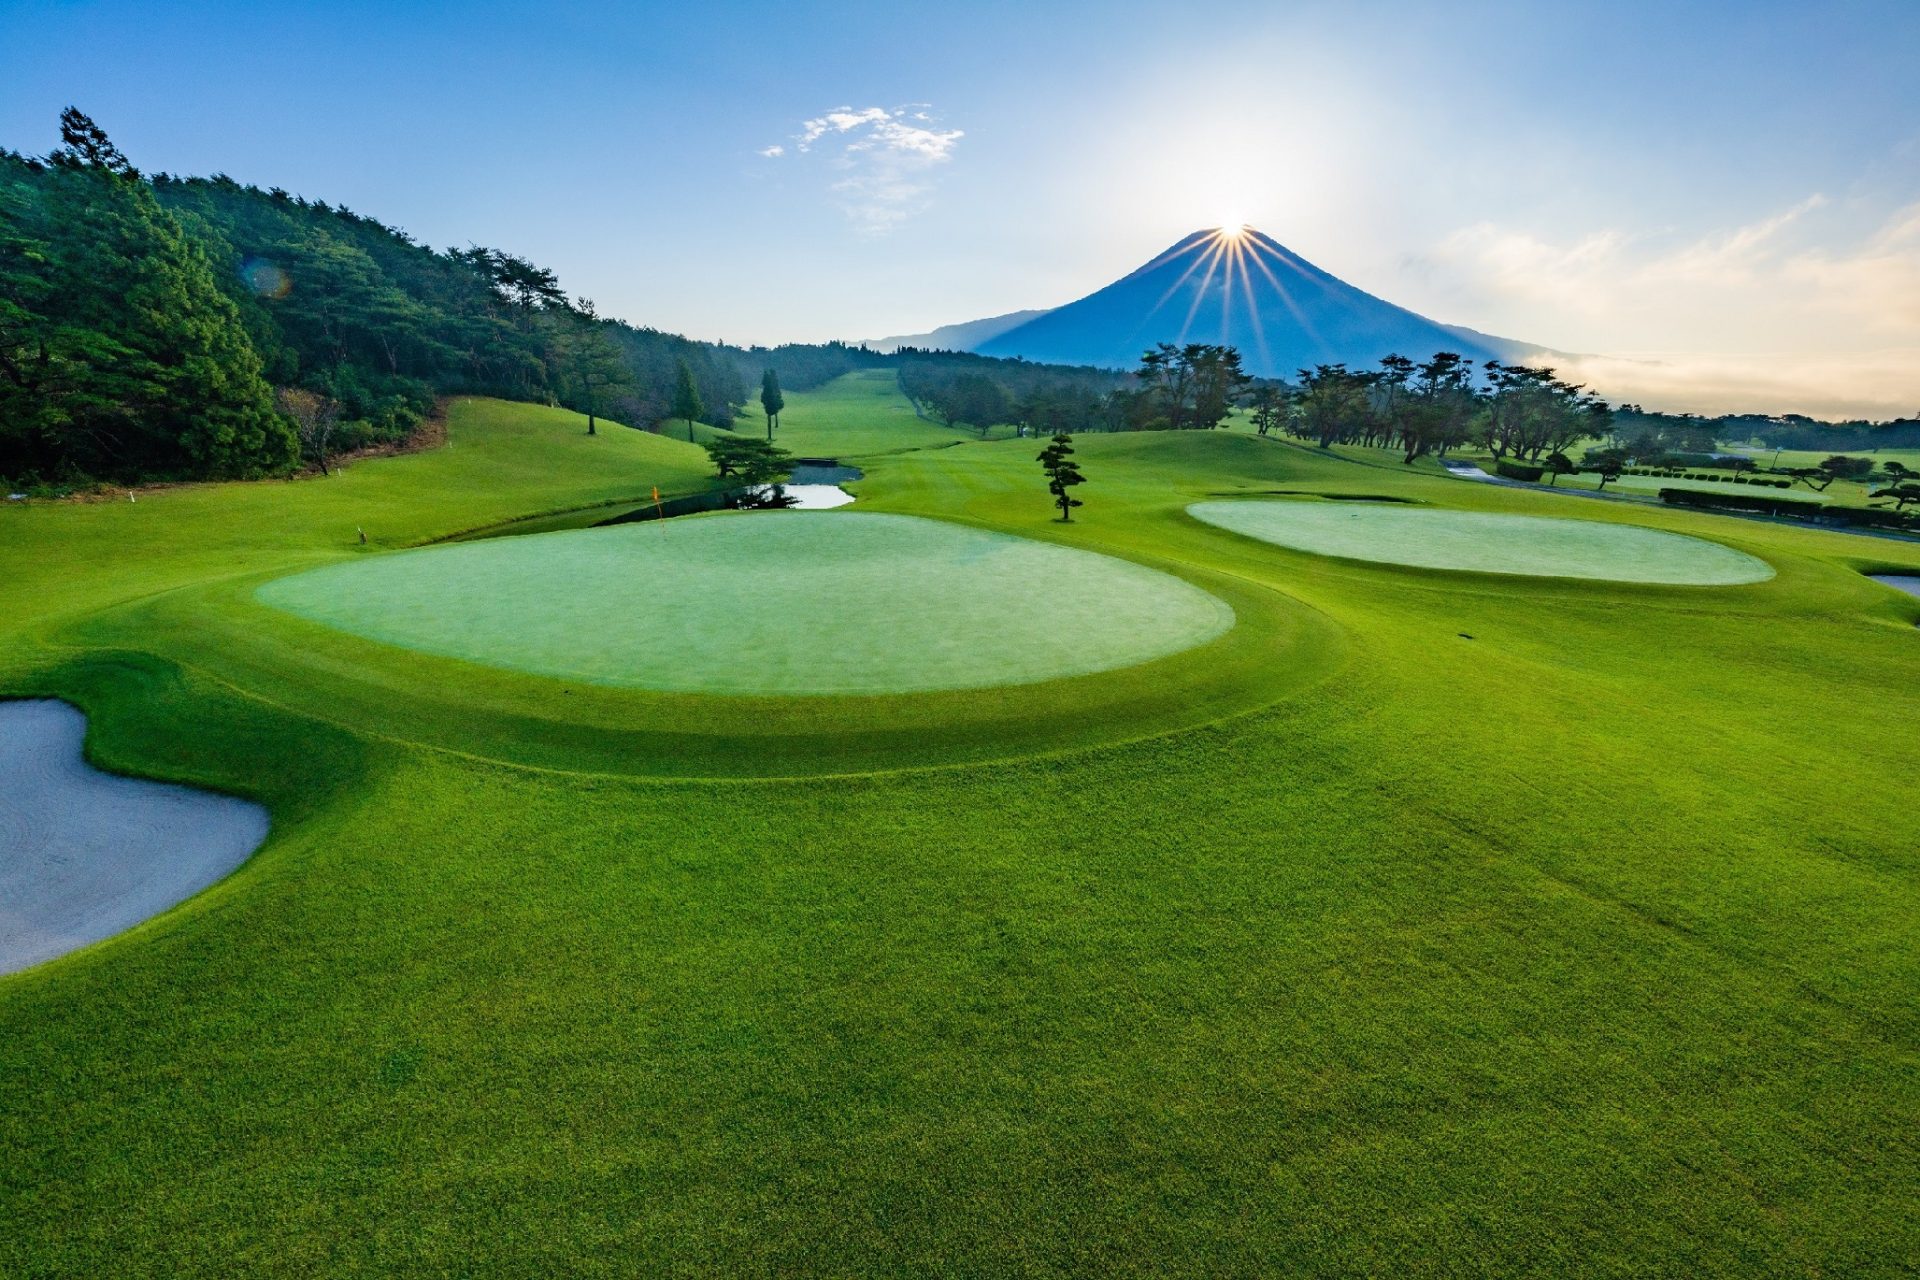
[3,380,1920,1276]
[0,397,719,643]
[733,368,1017,455]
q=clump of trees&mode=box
[1127,344,1248,430]
[1271,355,1612,466]
[897,352,1127,436]
[702,436,796,507]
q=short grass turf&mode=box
[1189,498,1776,584]
[5,384,1920,1277]
[255,511,1233,695]
[729,368,1016,456]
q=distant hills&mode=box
[872,227,1545,377]
[866,308,1049,355]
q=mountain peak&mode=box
[972,229,1529,375]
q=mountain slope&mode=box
[865,308,1050,354]
[972,228,1526,377]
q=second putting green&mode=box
[1187,500,1775,585]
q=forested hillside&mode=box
[0,110,744,487]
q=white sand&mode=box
[0,700,268,975]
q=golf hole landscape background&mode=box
[256,511,1236,695]
[1188,501,1775,584]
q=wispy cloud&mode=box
[762,105,964,233]
[1412,197,1920,416]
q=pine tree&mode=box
[0,112,293,481]
[1036,432,1086,521]
[671,357,704,443]
[561,299,631,435]
[759,368,784,441]
[63,166,291,477]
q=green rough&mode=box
[5,382,1920,1278]
[1189,499,1776,584]
[255,511,1235,695]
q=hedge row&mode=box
[1660,487,1919,530]
[1624,467,1792,488]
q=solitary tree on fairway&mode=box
[759,368,784,441]
[1871,482,1920,512]
[1037,432,1085,522]
[671,358,704,443]
[1248,385,1286,436]
[1546,451,1575,486]
[276,387,341,475]
[1585,447,1627,492]
[1789,456,1871,492]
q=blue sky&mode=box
[4,0,1917,413]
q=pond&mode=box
[778,462,860,510]
[446,462,862,540]
[1869,574,1920,600]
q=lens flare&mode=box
[240,257,291,299]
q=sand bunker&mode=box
[1,700,268,975]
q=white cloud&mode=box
[1414,198,1920,417]
[769,105,964,233]
[1547,350,1920,421]
[759,145,784,158]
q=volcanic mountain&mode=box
[882,227,1541,377]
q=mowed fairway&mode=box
[1189,499,1776,584]
[4,376,1920,1277]
[742,368,1012,455]
[257,511,1233,694]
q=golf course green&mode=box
[1188,499,1776,583]
[4,379,1919,1276]
[256,511,1234,695]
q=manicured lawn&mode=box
[1188,499,1776,584]
[4,385,1920,1276]
[1550,469,1839,504]
[1720,445,1920,472]
[257,511,1233,695]
[734,368,1016,456]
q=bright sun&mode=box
[1217,221,1250,241]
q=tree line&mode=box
[1264,355,1611,467]
[895,344,1256,436]
[1613,406,1920,455]
[1,109,747,487]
